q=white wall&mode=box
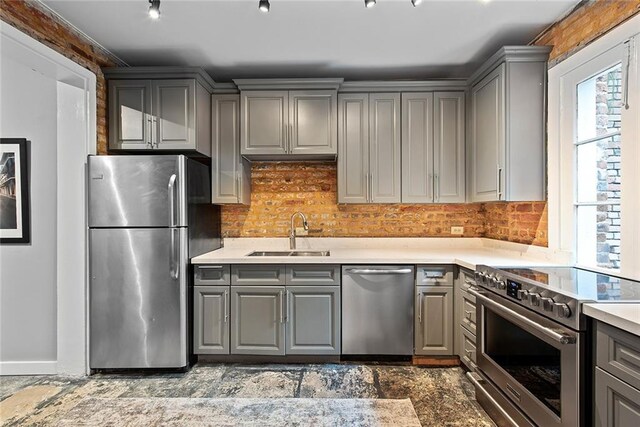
[0,56,59,370]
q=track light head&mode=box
[411,0,423,6]
[148,0,160,19]
[259,0,270,13]
[364,0,376,8]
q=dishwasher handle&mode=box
[345,268,413,275]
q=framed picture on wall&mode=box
[0,138,30,244]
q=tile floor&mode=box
[0,363,494,426]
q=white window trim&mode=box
[547,14,640,280]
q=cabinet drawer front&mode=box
[231,265,286,286]
[195,265,230,286]
[461,293,477,335]
[417,265,454,286]
[458,268,476,290]
[461,326,477,369]
[595,367,640,427]
[286,265,340,286]
[597,321,640,390]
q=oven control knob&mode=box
[517,289,530,300]
[474,271,482,283]
[554,303,572,318]
[540,297,554,312]
[528,292,541,306]
[496,280,507,290]
[487,276,497,287]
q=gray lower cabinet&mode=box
[415,285,454,355]
[286,286,340,355]
[106,69,213,156]
[455,268,477,370]
[338,93,401,203]
[211,94,250,204]
[194,286,230,355]
[230,286,286,356]
[595,367,640,426]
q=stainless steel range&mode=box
[467,265,640,427]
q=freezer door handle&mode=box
[168,174,177,227]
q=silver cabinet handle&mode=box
[496,164,503,200]
[146,115,153,147]
[152,116,159,148]
[428,174,433,202]
[286,290,290,323]
[199,265,223,270]
[289,124,293,153]
[279,290,285,323]
[423,270,445,279]
[417,292,423,324]
[168,174,177,226]
[467,288,576,345]
[364,172,369,202]
[465,310,473,320]
[435,174,439,202]
[369,173,373,202]
[236,174,241,203]
[346,268,413,275]
[224,290,229,322]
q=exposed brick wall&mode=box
[222,162,548,246]
[531,0,640,66]
[0,0,121,154]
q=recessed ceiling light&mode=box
[148,0,160,19]
[364,0,376,8]
[411,0,423,6]
[259,0,270,13]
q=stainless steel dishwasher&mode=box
[342,265,415,355]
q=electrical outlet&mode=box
[451,226,464,235]
[295,227,308,236]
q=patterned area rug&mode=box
[55,397,422,426]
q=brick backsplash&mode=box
[221,162,548,246]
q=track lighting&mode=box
[148,0,160,19]
[411,0,423,6]
[259,0,270,13]
[364,0,376,8]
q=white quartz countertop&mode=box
[583,303,640,337]
[192,238,563,270]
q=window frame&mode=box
[547,14,640,280]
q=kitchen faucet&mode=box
[290,212,309,250]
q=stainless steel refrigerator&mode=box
[88,155,221,370]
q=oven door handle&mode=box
[467,287,577,345]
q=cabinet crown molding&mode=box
[467,45,551,87]
[233,78,344,91]
[339,80,467,93]
[103,66,216,92]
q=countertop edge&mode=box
[583,303,640,337]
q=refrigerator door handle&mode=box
[170,228,179,279]
[168,174,177,227]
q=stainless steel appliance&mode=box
[342,266,414,355]
[469,266,640,427]
[88,155,221,370]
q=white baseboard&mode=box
[0,360,57,376]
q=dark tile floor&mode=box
[0,363,494,426]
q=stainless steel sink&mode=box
[246,250,330,257]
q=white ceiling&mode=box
[42,0,578,81]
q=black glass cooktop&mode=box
[497,267,640,302]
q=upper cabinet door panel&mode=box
[241,91,288,156]
[211,94,241,204]
[369,93,401,203]
[153,79,196,149]
[109,80,152,150]
[471,64,505,202]
[289,90,337,155]
[401,93,434,203]
[434,92,465,203]
[338,93,369,204]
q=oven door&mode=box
[468,287,582,427]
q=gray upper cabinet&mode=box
[211,94,251,204]
[469,46,550,202]
[286,286,340,355]
[289,90,337,156]
[194,286,229,355]
[338,93,400,204]
[401,92,465,203]
[240,90,289,157]
[105,67,214,157]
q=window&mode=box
[548,16,640,280]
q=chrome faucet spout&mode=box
[290,212,308,250]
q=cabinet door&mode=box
[230,286,286,355]
[595,367,640,427]
[370,93,401,203]
[194,286,229,354]
[289,90,337,156]
[337,93,369,203]
[286,286,340,355]
[240,91,288,156]
[415,286,453,355]
[401,93,434,203]
[108,80,153,150]
[211,94,250,204]
[434,92,465,203]
[152,79,196,149]
[471,65,505,202]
